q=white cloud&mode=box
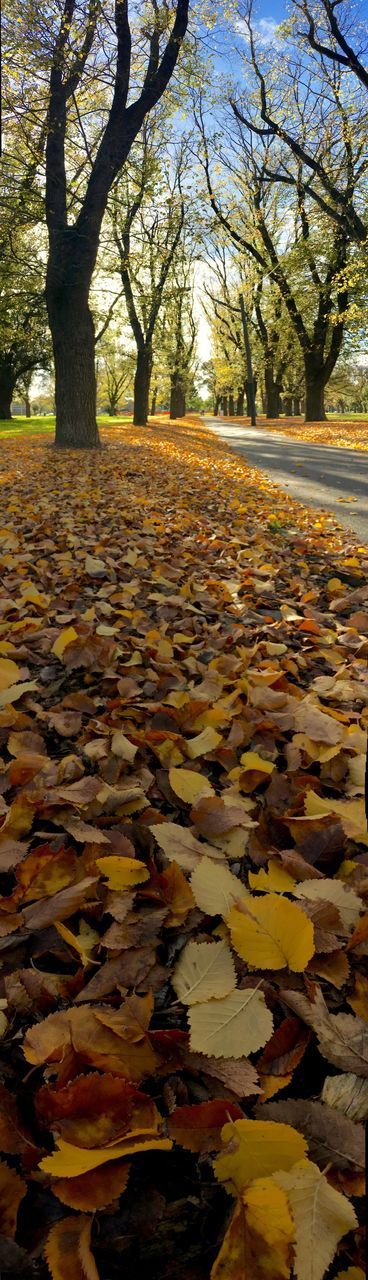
[235,15,282,48]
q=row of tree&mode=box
[2,0,368,444]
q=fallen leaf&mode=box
[189,988,273,1059]
[214,1118,307,1194]
[274,1159,357,1280]
[228,894,315,971]
[173,939,236,1005]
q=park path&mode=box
[205,419,368,545]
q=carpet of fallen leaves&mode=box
[0,418,367,1280]
[221,415,368,451]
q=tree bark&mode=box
[229,393,235,416]
[236,389,244,415]
[170,377,186,419]
[283,395,293,415]
[47,264,100,448]
[134,346,152,426]
[214,394,220,415]
[265,362,280,418]
[293,396,301,415]
[222,395,228,416]
[304,359,326,421]
[0,363,15,419]
[25,393,31,418]
[150,384,158,417]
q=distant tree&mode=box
[96,338,135,416]
[9,0,190,447]
[112,118,186,427]
[0,229,49,419]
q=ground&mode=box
[0,419,366,1280]
[205,419,368,543]
[216,414,368,451]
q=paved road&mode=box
[205,419,368,545]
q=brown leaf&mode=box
[0,1159,27,1239]
[283,986,368,1076]
[168,1100,244,1152]
[51,1159,130,1211]
[45,1215,99,1280]
[257,1098,365,1170]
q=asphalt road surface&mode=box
[205,419,368,545]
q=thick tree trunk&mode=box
[222,395,228,416]
[292,396,301,416]
[214,394,220,415]
[283,395,293,416]
[150,384,158,417]
[47,270,100,448]
[134,346,152,427]
[170,376,186,419]
[265,363,280,418]
[0,364,15,419]
[304,365,326,421]
[229,393,235,416]
[236,389,244,415]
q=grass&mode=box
[0,414,134,438]
[1,411,367,442]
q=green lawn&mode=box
[0,414,133,437]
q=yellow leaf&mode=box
[186,727,222,759]
[249,861,295,893]
[0,657,21,690]
[244,1175,294,1255]
[96,856,149,890]
[190,857,244,916]
[0,679,38,708]
[19,583,48,608]
[211,1180,294,1280]
[173,939,236,1006]
[214,1119,307,1194]
[169,767,214,804]
[335,1270,365,1280]
[240,751,275,775]
[52,627,78,658]
[305,790,368,846]
[55,920,99,967]
[111,730,137,763]
[85,554,106,575]
[274,1159,357,1280]
[228,894,314,971]
[189,988,273,1059]
[40,1132,172,1178]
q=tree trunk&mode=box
[283,395,293,416]
[47,269,100,448]
[222,395,228,416]
[25,393,31,418]
[292,396,301,416]
[229,393,235,416]
[150,384,158,417]
[265,362,280,418]
[134,345,152,427]
[170,376,186,419]
[214,394,220,415]
[0,363,15,420]
[236,389,244,415]
[304,365,326,421]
